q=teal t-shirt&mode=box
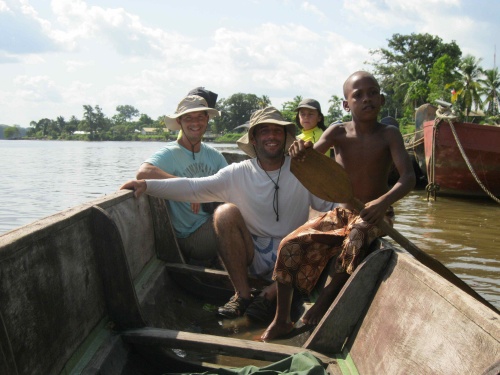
[145,142,228,238]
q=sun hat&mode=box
[187,87,218,108]
[295,98,322,113]
[164,95,220,131]
[295,98,325,130]
[236,106,296,158]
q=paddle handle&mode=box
[351,198,498,312]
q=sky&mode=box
[1,0,499,127]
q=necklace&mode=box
[258,156,284,222]
[179,128,201,160]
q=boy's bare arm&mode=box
[313,123,341,154]
[360,127,415,224]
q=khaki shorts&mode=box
[176,216,219,265]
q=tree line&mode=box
[3,33,499,141]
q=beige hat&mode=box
[236,106,296,158]
[164,95,220,131]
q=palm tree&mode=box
[399,62,428,111]
[446,55,484,121]
[257,95,271,109]
[280,95,302,123]
[83,105,96,138]
[327,95,344,124]
[479,67,500,116]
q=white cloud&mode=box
[301,2,327,21]
[14,75,61,102]
[0,0,498,125]
[0,0,10,12]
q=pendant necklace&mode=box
[258,156,284,221]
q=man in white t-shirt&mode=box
[121,107,335,320]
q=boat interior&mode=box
[0,190,499,374]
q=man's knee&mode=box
[214,203,242,227]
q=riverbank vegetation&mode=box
[3,33,499,141]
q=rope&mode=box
[426,119,440,201]
[429,107,500,204]
[403,129,424,150]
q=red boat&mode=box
[423,117,500,198]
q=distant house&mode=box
[141,128,157,135]
[140,128,169,135]
[73,131,90,135]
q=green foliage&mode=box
[214,132,243,143]
[370,32,462,122]
[3,125,21,139]
[479,67,500,116]
[446,55,484,121]
[280,95,302,124]
[427,54,457,104]
[114,105,140,124]
[214,93,271,133]
[326,95,344,125]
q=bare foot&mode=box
[302,271,349,325]
[301,299,331,325]
[260,320,294,341]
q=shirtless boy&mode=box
[261,71,416,341]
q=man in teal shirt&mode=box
[137,94,227,266]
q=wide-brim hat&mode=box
[164,95,220,131]
[237,106,296,158]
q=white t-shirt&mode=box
[145,156,335,240]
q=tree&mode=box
[29,118,52,137]
[55,116,66,133]
[66,115,80,134]
[427,54,458,104]
[257,95,272,109]
[214,93,266,133]
[326,95,344,125]
[399,62,428,113]
[83,105,96,138]
[280,96,302,124]
[370,33,462,120]
[446,55,484,120]
[479,67,500,116]
[137,113,154,128]
[114,105,140,124]
[3,126,20,139]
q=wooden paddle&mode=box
[291,147,498,313]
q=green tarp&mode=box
[167,351,327,375]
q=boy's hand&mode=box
[288,140,313,161]
[359,199,388,225]
[120,180,147,198]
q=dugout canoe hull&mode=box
[0,186,499,374]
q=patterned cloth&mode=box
[273,207,394,294]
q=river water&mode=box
[1,140,499,309]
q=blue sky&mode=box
[1,0,499,126]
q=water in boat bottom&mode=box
[139,274,312,369]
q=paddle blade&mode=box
[290,148,354,203]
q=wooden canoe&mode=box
[0,173,499,374]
